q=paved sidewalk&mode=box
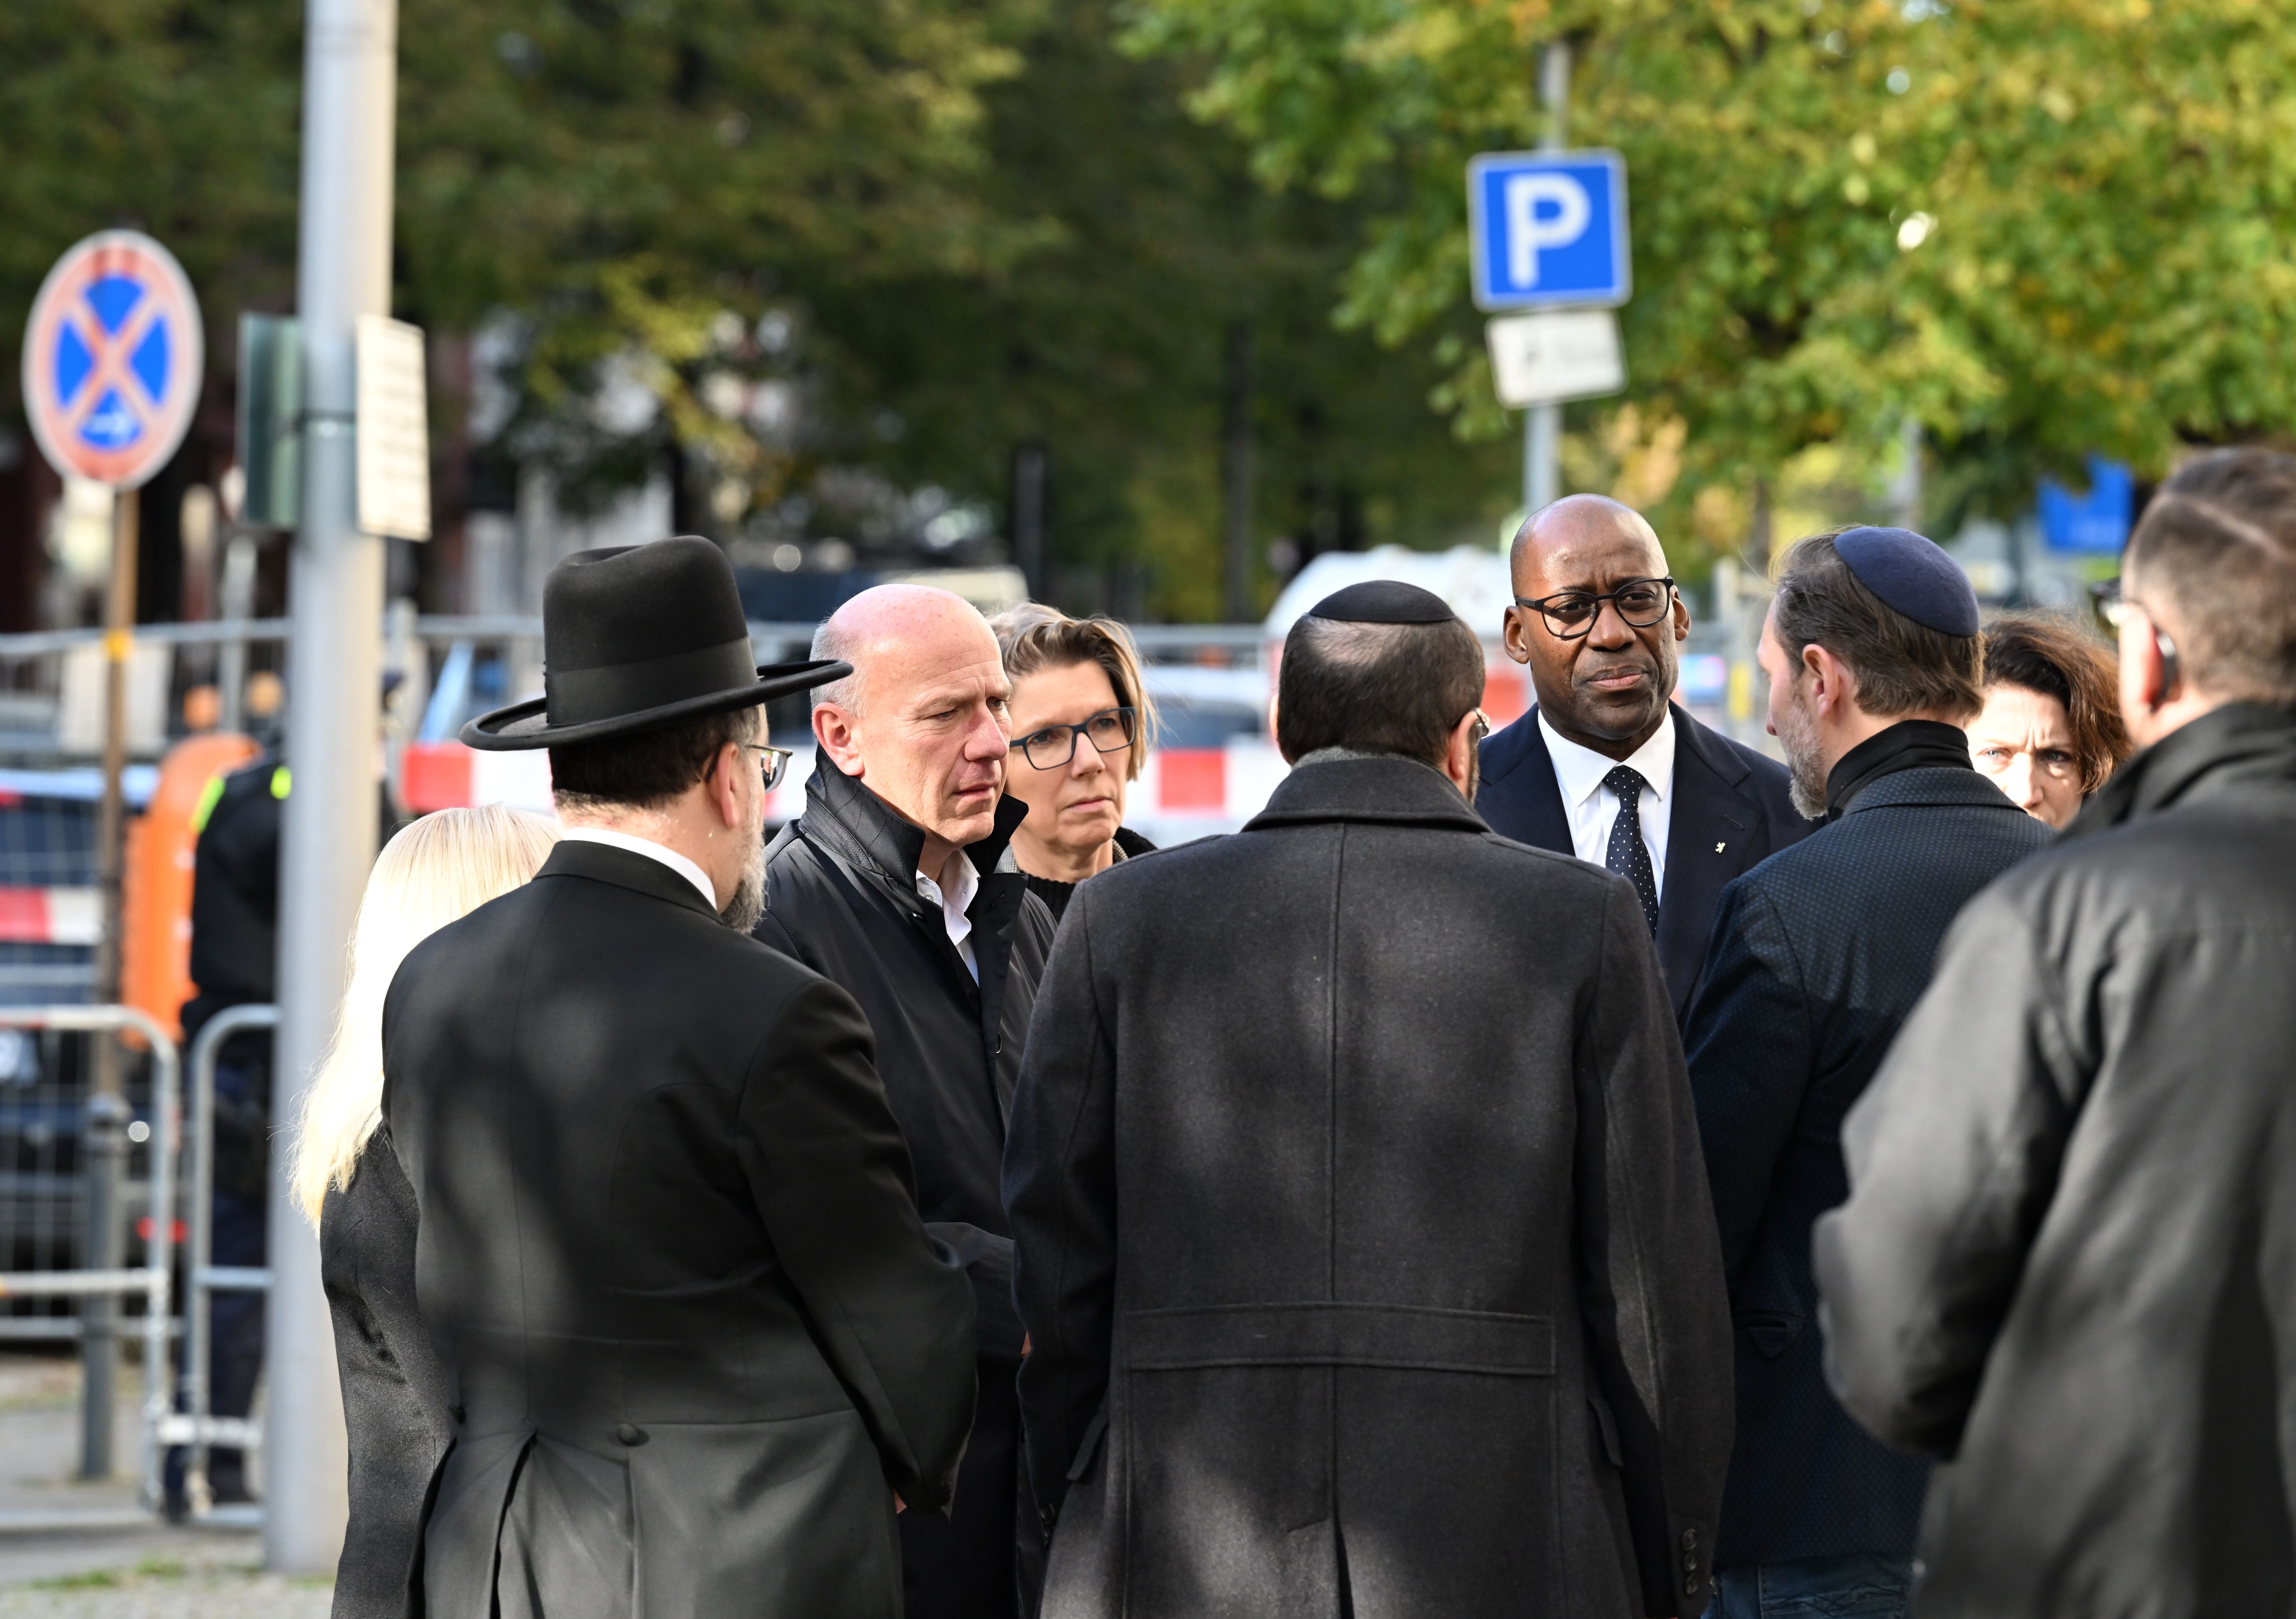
[0,1354,328,1617]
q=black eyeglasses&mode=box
[2090,576,2180,690]
[1017,706,1137,769]
[1513,576,1676,639]
[741,744,794,792]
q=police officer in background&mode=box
[172,751,289,1511]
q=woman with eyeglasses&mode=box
[1968,612,2131,828]
[988,604,1159,922]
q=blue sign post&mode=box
[1466,150,1631,312]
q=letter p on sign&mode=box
[1504,174,1590,289]
[1467,149,1629,312]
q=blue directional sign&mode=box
[1466,149,1631,312]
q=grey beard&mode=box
[1773,685,1830,819]
[719,835,768,932]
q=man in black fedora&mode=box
[384,536,979,1619]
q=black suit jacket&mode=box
[755,759,1057,1619]
[383,839,977,1619]
[1477,704,1811,1017]
[1681,761,2050,1569]
[322,1135,453,1619]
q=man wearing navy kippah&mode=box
[1681,528,2049,1617]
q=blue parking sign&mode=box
[1467,150,1631,312]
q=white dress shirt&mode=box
[916,854,980,982]
[558,826,719,911]
[1537,708,1677,905]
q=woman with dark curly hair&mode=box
[1967,612,2131,827]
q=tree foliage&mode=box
[1,0,1518,620]
[1126,0,2296,542]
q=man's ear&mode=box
[1803,641,1855,720]
[1500,605,1535,666]
[706,741,746,830]
[1441,709,1479,796]
[814,703,864,777]
[1672,590,1692,643]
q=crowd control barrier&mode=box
[0,1005,178,1527]
[168,1003,277,1527]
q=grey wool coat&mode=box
[1004,754,1734,1619]
[382,839,978,1619]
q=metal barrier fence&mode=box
[169,1003,277,1527]
[0,1005,177,1525]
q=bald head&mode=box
[1510,494,1667,600]
[812,584,999,714]
[1500,493,1688,759]
[810,583,1013,870]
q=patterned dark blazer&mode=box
[1682,762,2050,1568]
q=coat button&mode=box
[615,1423,649,1446]
[1681,1529,1698,1550]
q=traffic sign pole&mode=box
[264,0,399,1575]
[78,486,139,1483]
[1525,41,1572,516]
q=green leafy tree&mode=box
[1125,0,2296,554]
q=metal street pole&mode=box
[1523,41,1572,516]
[80,486,137,1480]
[266,0,397,1573]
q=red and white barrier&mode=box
[402,656,1534,841]
[0,886,99,945]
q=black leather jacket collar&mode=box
[2061,700,2296,844]
[800,750,1030,919]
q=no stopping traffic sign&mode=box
[21,230,205,489]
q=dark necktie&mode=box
[1603,764,1661,937]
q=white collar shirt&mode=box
[558,826,719,911]
[1537,707,1677,905]
[916,853,980,983]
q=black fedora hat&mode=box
[462,535,849,751]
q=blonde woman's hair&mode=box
[289,805,559,1226]
[987,604,1159,780]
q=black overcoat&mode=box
[1815,703,2296,1618]
[383,839,978,1619]
[1681,746,2050,1570]
[757,757,1056,1618]
[322,1136,454,1619]
[1005,755,1734,1619]
[1477,704,1811,1020]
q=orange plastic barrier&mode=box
[122,732,261,1041]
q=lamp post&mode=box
[263,0,398,1573]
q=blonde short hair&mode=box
[288,805,560,1226]
[988,604,1159,780]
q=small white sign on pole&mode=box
[355,314,431,540]
[1487,308,1625,408]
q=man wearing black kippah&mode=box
[1680,527,2048,1617]
[1005,581,1732,1619]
